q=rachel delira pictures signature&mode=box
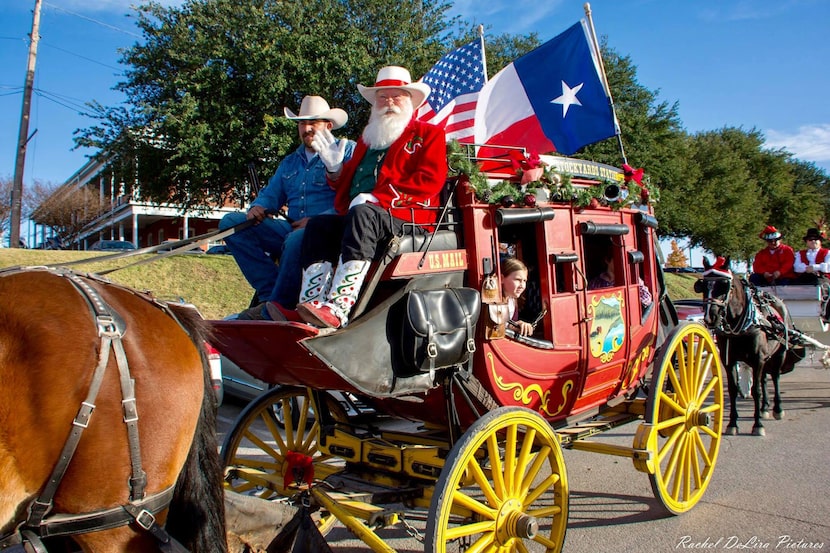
[676,535,825,550]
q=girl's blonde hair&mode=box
[501,257,527,277]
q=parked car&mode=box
[206,244,232,255]
[220,353,269,403]
[664,266,700,274]
[90,239,136,251]
[674,299,704,322]
[218,351,376,420]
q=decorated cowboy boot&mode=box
[267,261,332,322]
[298,261,334,306]
[297,259,370,329]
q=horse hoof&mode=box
[774,410,785,420]
[752,426,766,437]
[760,411,772,420]
[725,426,738,436]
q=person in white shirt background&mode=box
[793,227,830,285]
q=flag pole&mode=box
[583,2,627,166]
[478,24,488,82]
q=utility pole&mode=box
[10,0,42,248]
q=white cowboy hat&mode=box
[357,66,431,110]
[283,95,348,129]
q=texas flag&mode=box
[473,20,617,164]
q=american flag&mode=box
[416,39,486,143]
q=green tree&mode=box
[76,0,455,209]
[784,157,830,238]
[655,127,826,262]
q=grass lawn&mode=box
[0,249,701,321]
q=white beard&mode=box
[362,100,414,149]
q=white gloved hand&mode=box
[348,193,379,209]
[311,128,347,174]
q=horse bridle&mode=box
[0,267,190,553]
[699,274,758,336]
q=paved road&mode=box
[217,365,830,552]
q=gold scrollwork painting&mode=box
[487,352,574,417]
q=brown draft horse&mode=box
[0,267,227,552]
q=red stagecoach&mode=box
[210,151,725,552]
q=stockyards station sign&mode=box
[540,155,625,182]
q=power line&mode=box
[39,40,124,72]
[42,2,142,39]
[33,89,100,118]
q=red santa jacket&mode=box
[331,118,447,226]
[752,244,796,279]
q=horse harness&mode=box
[701,273,797,354]
[0,267,191,553]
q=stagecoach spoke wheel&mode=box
[425,407,568,553]
[634,321,724,515]
[220,385,347,534]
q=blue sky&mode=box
[2,0,829,189]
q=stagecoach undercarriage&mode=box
[218,321,723,552]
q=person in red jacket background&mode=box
[282,66,448,329]
[749,225,796,286]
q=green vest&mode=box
[350,148,387,199]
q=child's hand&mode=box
[509,319,534,336]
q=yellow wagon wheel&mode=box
[220,385,346,533]
[425,407,568,553]
[633,321,724,514]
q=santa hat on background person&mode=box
[357,66,431,110]
[759,225,782,241]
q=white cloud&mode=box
[765,124,830,168]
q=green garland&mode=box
[445,139,658,208]
[446,140,487,190]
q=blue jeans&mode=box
[220,212,292,302]
[270,227,304,306]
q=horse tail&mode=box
[164,304,228,553]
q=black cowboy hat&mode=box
[803,228,825,241]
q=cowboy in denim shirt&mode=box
[220,96,355,318]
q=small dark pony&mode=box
[695,257,806,436]
[0,267,227,552]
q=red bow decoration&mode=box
[283,450,315,488]
[510,150,542,172]
[622,163,644,184]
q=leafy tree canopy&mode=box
[76,0,456,208]
[72,1,829,261]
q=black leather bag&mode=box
[400,288,481,375]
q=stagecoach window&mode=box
[584,235,619,287]
[498,225,546,338]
